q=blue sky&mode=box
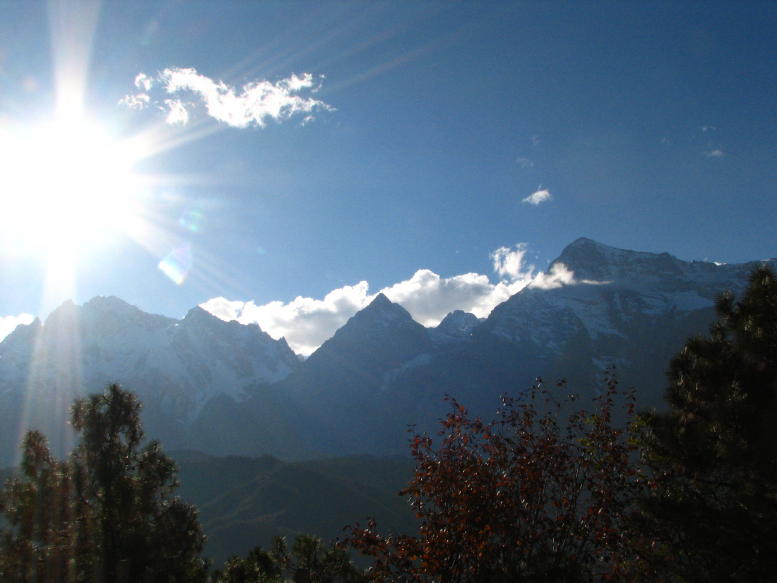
[1,1,776,353]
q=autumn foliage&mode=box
[346,375,642,582]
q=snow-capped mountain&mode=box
[476,238,772,395]
[0,296,298,463]
[0,239,773,463]
[276,239,775,456]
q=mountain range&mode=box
[0,237,773,465]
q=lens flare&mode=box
[179,207,204,232]
[158,243,193,285]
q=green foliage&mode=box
[346,376,642,582]
[0,384,207,583]
[636,266,777,580]
[0,431,74,582]
[213,534,365,583]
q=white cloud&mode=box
[0,313,35,342]
[491,244,532,282]
[200,242,592,356]
[164,99,189,125]
[381,269,522,325]
[522,188,552,205]
[120,67,333,128]
[134,73,154,92]
[529,262,577,289]
[201,282,371,357]
[118,73,156,110]
[199,297,246,322]
[203,270,519,356]
[118,93,150,110]
[705,149,725,158]
[515,157,534,168]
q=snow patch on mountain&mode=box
[483,239,776,355]
[0,297,299,417]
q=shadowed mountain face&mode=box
[0,239,773,463]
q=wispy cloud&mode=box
[522,188,552,205]
[491,243,532,283]
[134,72,153,92]
[515,157,534,168]
[118,73,153,110]
[491,243,579,290]
[119,93,150,110]
[0,313,35,342]
[201,243,584,355]
[704,149,725,158]
[120,67,333,128]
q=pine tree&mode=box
[0,431,73,582]
[0,384,208,583]
[636,266,777,580]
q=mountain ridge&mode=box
[0,239,774,463]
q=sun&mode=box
[0,111,147,261]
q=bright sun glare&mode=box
[0,112,146,261]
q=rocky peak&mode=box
[351,293,415,328]
[83,295,136,314]
[551,238,686,283]
[435,310,481,337]
[0,317,42,352]
[43,299,80,326]
[306,292,430,369]
[182,305,222,326]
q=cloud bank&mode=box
[120,68,332,128]
[522,188,552,205]
[201,244,581,356]
[204,282,370,357]
[0,313,35,343]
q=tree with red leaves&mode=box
[346,376,642,582]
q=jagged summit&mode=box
[0,294,299,423]
[306,291,429,368]
[1,317,42,348]
[370,292,392,306]
[436,310,480,335]
[183,304,219,323]
[563,237,605,250]
[551,238,686,283]
[44,298,78,321]
[430,310,481,344]
[83,295,135,311]
[353,293,414,326]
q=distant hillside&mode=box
[172,452,416,566]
